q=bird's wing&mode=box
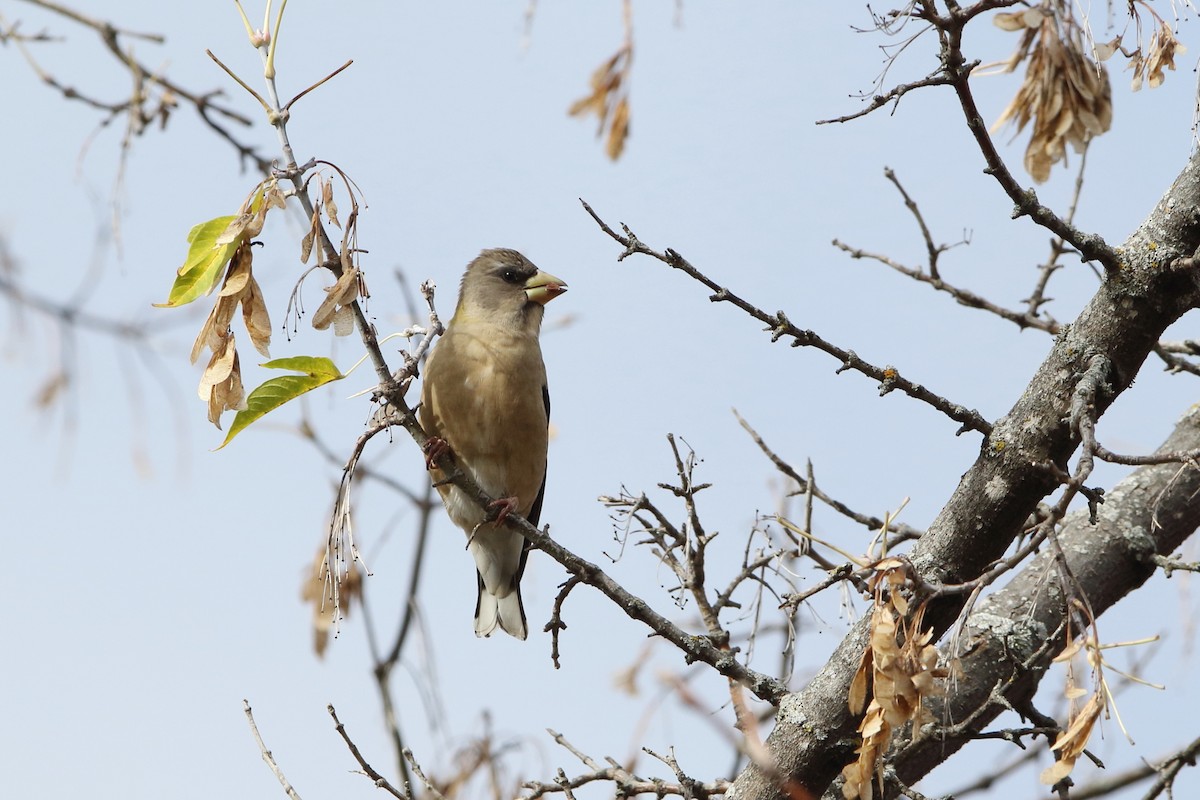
[515,383,551,587]
[525,383,551,527]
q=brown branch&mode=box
[1153,344,1200,377]
[522,729,731,800]
[1022,145,1093,322]
[11,0,269,170]
[1151,552,1200,576]
[887,404,1200,792]
[729,146,1200,800]
[735,409,924,542]
[921,0,1121,273]
[833,238,1055,334]
[1094,443,1200,467]
[328,704,409,800]
[816,70,955,125]
[348,474,437,790]
[545,575,583,669]
[882,166,959,280]
[582,199,992,437]
[1140,733,1200,800]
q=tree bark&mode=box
[889,401,1200,794]
[728,152,1200,800]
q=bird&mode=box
[419,248,567,639]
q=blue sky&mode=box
[3,3,1198,799]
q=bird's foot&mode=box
[423,436,450,470]
[489,496,520,526]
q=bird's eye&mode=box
[501,269,520,284]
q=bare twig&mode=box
[581,199,992,437]
[545,575,583,669]
[1151,553,1200,576]
[244,700,304,800]
[1153,344,1200,377]
[1022,146,1093,322]
[735,409,924,541]
[328,704,409,799]
[1140,734,1200,800]
[882,166,963,280]
[833,238,1056,333]
[403,747,447,800]
[816,70,954,125]
[522,729,731,799]
[12,0,269,170]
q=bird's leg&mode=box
[423,436,451,470]
[489,496,520,526]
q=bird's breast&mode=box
[421,327,549,523]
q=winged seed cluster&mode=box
[569,45,632,161]
[840,558,946,800]
[991,9,1112,184]
[990,4,1187,183]
[190,184,282,425]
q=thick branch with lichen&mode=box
[576,151,1200,797]
[724,144,1200,800]
[890,403,1200,792]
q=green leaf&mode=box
[155,216,240,308]
[216,356,345,449]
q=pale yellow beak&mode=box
[524,270,568,305]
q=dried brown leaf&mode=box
[33,372,69,409]
[199,332,237,399]
[870,607,898,655]
[216,213,251,247]
[606,96,630,160]
[1052,693,1103,759]
[313,267,361,332]
[1039,693,1103,784]
[201,337,244,428]
[242,276,272,358]
[850,646,872,715]
[301,547,361,658]
[264,180,287,210]
[591,51,622,89]
[993,12,1027,31]
[330,304,355,337]
[190,299,231,365]
[1041,755,1077,786]
[322,176,341,229]
[300,204,320,264]
[190,244,254,364]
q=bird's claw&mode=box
[489,496,520,526]
[424,436,450,470]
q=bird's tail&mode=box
[474,572,528,640]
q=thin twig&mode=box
[582,199,992,437]
[735,409,923,541]
[832,238,1055,334]
[328,704,409,799]
[244,700,304,800]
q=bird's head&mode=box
[456,248,568,332]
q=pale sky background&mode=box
[3,2,1199,799]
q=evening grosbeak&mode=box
[419,249,567,639]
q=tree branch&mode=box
[726,141,1200,800]
[581,199,992,437]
